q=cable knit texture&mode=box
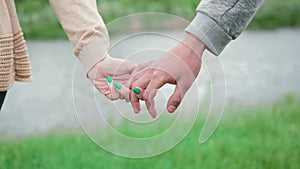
[0,0,31,91]
[13,31,31,82]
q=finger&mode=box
[144,89,158,118]
[143,72,166,100]
[94,81,111,96]
[105,87,119,101]
[131,87,144,113]
[112,81,131,102]
[94,77,118,100]
[142,73,167,118]
[112,74,131,82]
[96,86,110,96]
[132,87,144,100]
[130,92,141,113]
[107,76,114,96]
[128,61,153,89]
[129,68,149,89]
[131,73,152,96]
[130,74,151,113]
[167,84,188,113]
[105,76,126,101]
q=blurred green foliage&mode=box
[14,0,300,39]
[0,95,299,169]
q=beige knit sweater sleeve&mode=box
[0,0,31,91]
[49,0,109,73]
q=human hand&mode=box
[128,33,205,118]
[87,56,136,101]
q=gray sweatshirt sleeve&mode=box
[185,0,263,55]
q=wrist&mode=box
[78,35,109,75]
[182,32,205,58]
[87,55,110,79]
[171,35,202,77]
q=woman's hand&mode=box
[88,56,136,101]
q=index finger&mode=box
[142,73,166,118]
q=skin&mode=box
[129,33,205,118]
[87,33,205,118]
[87,56,136,101]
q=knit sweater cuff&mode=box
[14,32,32,82]
[185,12,232,56]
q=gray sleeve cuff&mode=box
[185,12,232,56]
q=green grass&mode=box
[0,94,299,169]
[14,0,300,39]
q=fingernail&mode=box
[113,82,122,89]
[106,76,112,83]
[133,87,141,94]
[168,105,176,113]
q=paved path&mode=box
[0,29,299,136]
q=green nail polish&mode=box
[113,82,122,89]
[107,76,112,83]
[133,87,141,94]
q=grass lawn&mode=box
[0,94,299,169]
[14,0,300,39]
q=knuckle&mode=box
[143,91,150,100]
[172,95,182,106]
[152,73,164,83]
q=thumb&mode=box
[167,84,187,113]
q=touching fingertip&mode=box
[151,113,157,118]
[167,105,177,113]
[133,103,140,113]
[133,87,141,94]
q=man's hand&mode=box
[88,56,136,101]
[128,33,205,118]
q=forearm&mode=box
[185,0,263,55]
[49,0,109,73]
[182,32,205,58]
